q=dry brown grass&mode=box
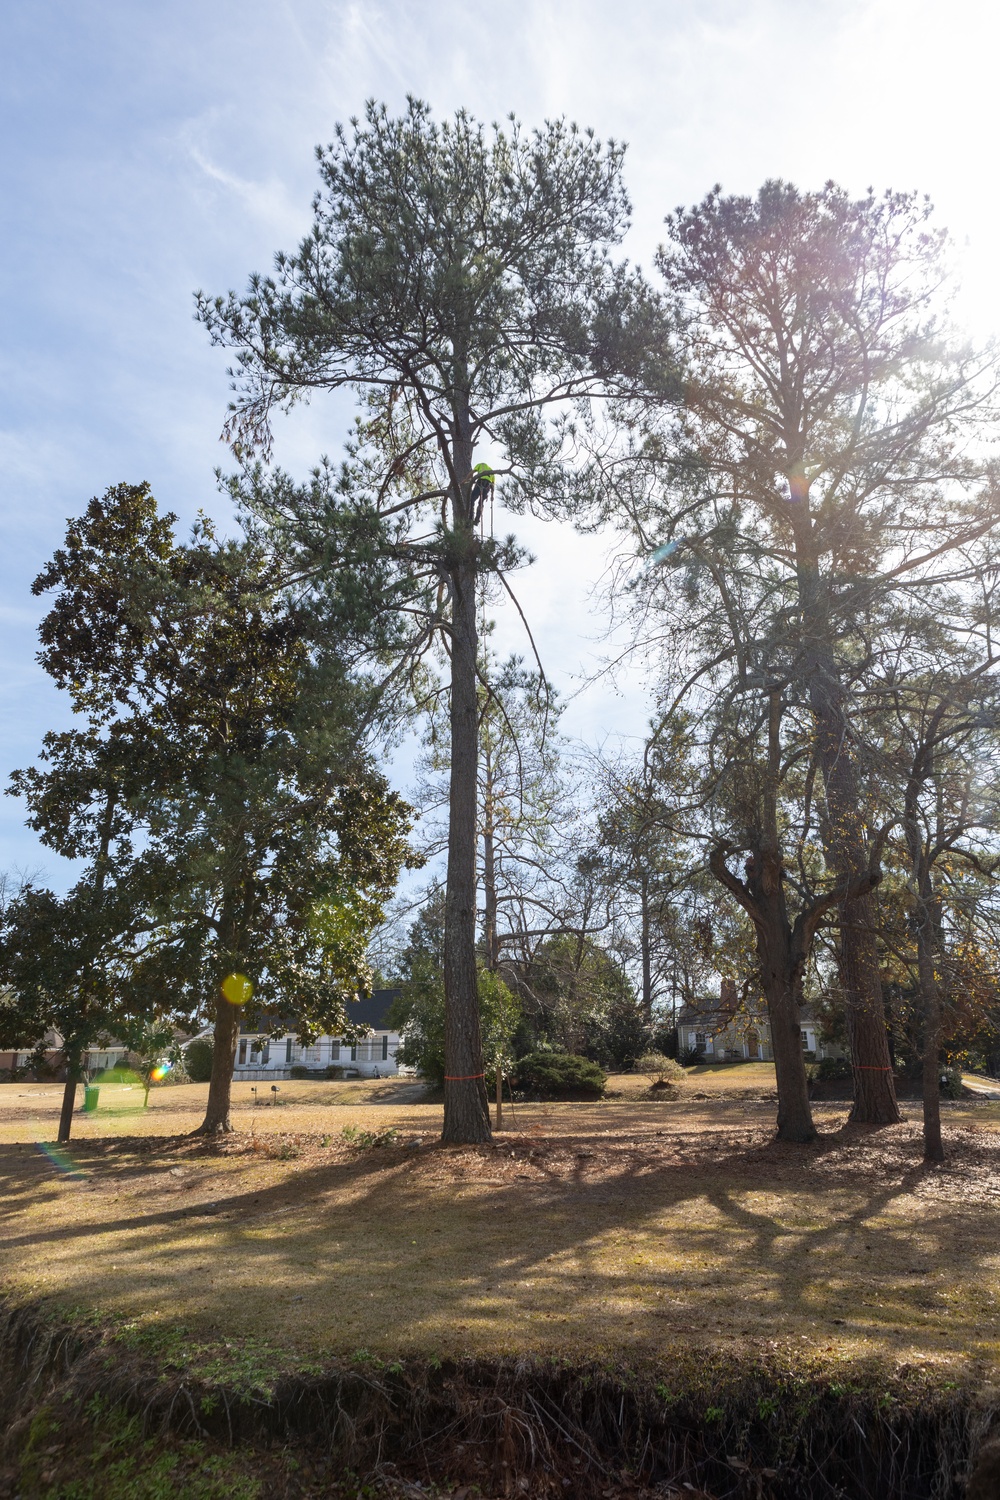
[2,1075,1000,1380]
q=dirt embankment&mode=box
[1,1296,998,1499]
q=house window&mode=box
[801,1030,809,1049]
[350,1044,357,1061]
[330,1041,341,1061]
[382,1035,389,1061]
[285,1038,292,1064]
[695,1032,706,1048]
[261,1042,270,1065]
[238,1041,247,1065]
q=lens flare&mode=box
[646,538,682,567]
[221,973,253,1006]
[150,1061,172,1081]
[88,1068,146,1115]
[36,1141,84,1178]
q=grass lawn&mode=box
[3,1072,1000,1383]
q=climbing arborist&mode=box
[469,461,495,522]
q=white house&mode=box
[0,1029,131,1081]
[233,989,403,1081]
[677,984,842,1063]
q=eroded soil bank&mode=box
[1,1298,998,1499]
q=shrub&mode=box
[289,1065,311,1080]
[940,1065,964,1099]
[184,1037,213,1083]
[651,1025,679,1059]
[635,1052,685,1086]
[515,1051,606,1099]
[342,1124,399,1148]
[814,1055,851,1082]
[678,1046,705,1068]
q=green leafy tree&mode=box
[184,1037,214,1083]
[389,894,520,1103]
[15,482,415,1133]
[512,930,642,1065]
[0,879,127,1142]
[119,1017,183,1107]
[198,100,672,1143]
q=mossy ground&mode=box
[1,1391,464,1499]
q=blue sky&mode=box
[3,0,999,887]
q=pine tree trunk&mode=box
[919,944,944,1164]
[442,425,490,1145]
[916,894,944,1163]
[640,875,652,1022]
[754,900,817,1144]
[837,888,899,1123]
[482,754,499,973]
[798,552,899,1126]
[710,694,817,1143]
[766,966,817,1144]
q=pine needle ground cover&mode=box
[1,1078,999,1376]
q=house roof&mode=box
[238,988,402,1037]
[343,989,401,1031]
[676,1002,820,1027]
[676,1002,767,1028]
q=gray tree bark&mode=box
[710,846,818,1145]
[442,411,491,1145]
[794,513,900,1125]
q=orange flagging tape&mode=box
[444,1072,486,1081]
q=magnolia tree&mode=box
[12,484,413,1135]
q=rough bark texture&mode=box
[709,693,818,1144]
[759,936,817,1144]
[837,889,899,1124]
[712,845,818,1145]
[796,533,900,1126]
[441,424,490,1145]
[919,930,944,1164]
[482,752,500,974]
[639,876,652,1022]
[707,693,885,1144]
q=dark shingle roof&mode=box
[239,988,401,1037]
[342,989,401,1031]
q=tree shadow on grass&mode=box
[1,1120,997,1362]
